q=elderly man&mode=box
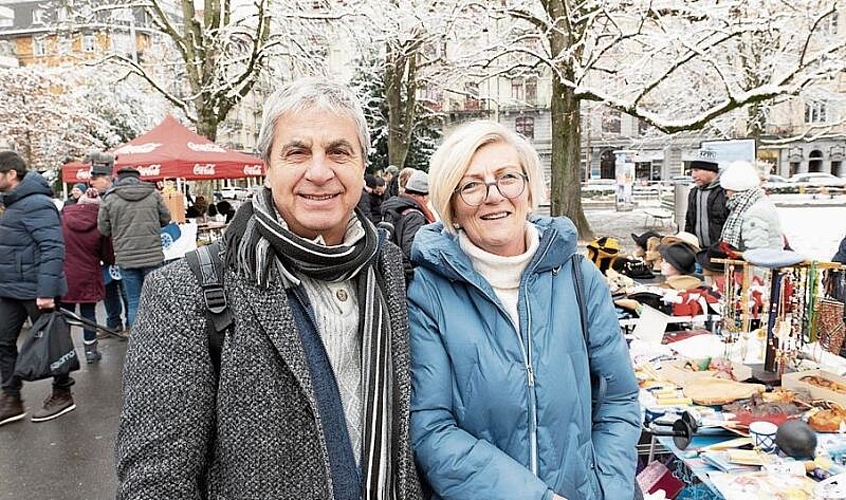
[115,79,422,500]
[684,153,728,250]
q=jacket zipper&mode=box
[442,231,556,476]
[523,237,554,475]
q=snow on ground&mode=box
[778,205,846,260]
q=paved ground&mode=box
[0,305,125,500]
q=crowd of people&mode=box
[0,151,171,425]
[1,76,845,500]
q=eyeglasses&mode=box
[454,171,528,206]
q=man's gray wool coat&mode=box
[115,242,422,500]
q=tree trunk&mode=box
[550,71,593,240]
[386,48,412,171]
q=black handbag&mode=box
[13,310,80,381]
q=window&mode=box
[805,101,828,123]
[823,11,839,35]
[83,34,96,52]
[638,119,650,135]
[32,37,46,56]
[511,79,524,101]
[57,36,72,55]
[31,8,45,25]
[525,78,537,104]
[464,81,479,110]
[515,116,534,140]
[601,109,621,134]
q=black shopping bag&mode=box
[13,311,80,381]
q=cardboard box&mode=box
[782,369,846,408]
[658,358,753,387]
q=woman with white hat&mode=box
[719,160,784,252]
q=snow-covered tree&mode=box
[352,54,443,173]
[86,0,372,141]
[0,62,167,171]
[457,0,846,237]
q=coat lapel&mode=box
[239,276,317,410]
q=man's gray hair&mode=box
[256,78,370,164]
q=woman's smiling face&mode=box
[452,141,530,257]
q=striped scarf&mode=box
[224,188,396,500]
[721,187,765,249]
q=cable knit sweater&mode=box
[115,241,421,500]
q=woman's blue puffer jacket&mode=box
[408,216,640,500]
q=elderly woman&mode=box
[408,120,640,500]
[719,160,784,252]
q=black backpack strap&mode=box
[185,240,232,376]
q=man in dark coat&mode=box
[98,166,170,328]
[0,151,74,427]
[87,152,128,333]
[116,78,422,500]
[684,156,728,250]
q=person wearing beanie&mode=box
[63,182,87,208]
[719,160,784,252]
[379,170,436,265]
[684,153,729,250]
[61,186,111,364]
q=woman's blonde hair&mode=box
[428,120,545,232]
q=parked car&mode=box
[763,174,790,189]
[219,186,249,200]
[788,173,846,188]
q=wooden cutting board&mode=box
[682,378,766,405]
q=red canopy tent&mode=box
[61,115,265,183]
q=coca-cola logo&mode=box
[243,164,263,176]
[193,163,216,175]
[187,142,227,153]
[76,169,91,181]
[113,143,162,155]
[137,165,161,176]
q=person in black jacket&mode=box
[0,151,74,427]
[684,158,728,250]
[380,170,435,262]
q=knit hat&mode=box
[405,170,429,195]
[689,160,719,172]
[73,183,87,193]
[720,160,759,191]
[77,187,101,205]
[631,230,661,251]
[587,236,621,273]
[385,165,399,175]
[659,242,697,275]
[661,231,701,253]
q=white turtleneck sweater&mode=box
[458,224,540,329]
